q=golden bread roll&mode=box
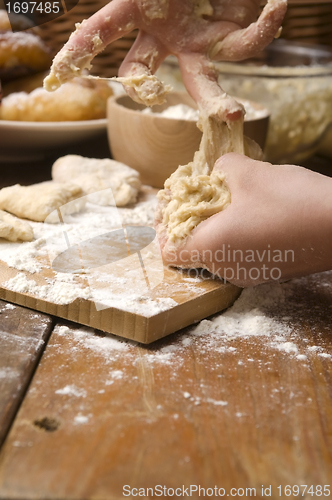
[0,31,51,71]
[0,77,114,121]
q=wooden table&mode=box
[0,150,331,500]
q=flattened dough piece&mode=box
[0,210,34,242]
[52,155,141,206]
[157,112,262,243]
[0,182,84,222]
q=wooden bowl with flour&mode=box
[107,92,269,188]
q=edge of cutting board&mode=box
[0,263,241,344]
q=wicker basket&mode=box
[37,0,138,78]
[261,0,332,46]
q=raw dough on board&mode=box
[52,155,141,206]
[0,210,34,242]
[0,182,84,222]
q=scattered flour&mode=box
[55,385,87,398]
[206,398,228,406]
[142,103,199,121]
[0,188,177,314]
[4,272,92,304]
[189,273,332,360]
[47,269,332,420]
[74,414,90,425]
[141,100,267,122]
[0,367,19,379]
[4,303,16,310]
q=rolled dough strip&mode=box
[0,182,85,222]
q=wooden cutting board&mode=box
[0,187,241,343]
[0,254,240,344]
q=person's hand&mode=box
[157,153,332,287]
[44,0,287,121]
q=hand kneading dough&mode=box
[0,210,34,242]
[52,155,141,206]
[0,182,85,222]
[157,112,262,243]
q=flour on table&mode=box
[74,415,90,425]
[52,155,141,207]
[0,210,34,242]
[55,385,87,397]
[0,182,85,222]
[47,271,332,421]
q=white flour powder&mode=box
[141,101,267,122]
[48,270,332,419]
[53,270,332,365]
[0,188,180,314]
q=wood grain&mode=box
[0,300,53,448]
[0,272,331,500]
[0,247,241,344]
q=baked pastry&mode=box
[0,31,52,80]
[0,9,51,81]
[0,77,113,121]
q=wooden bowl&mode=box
[107,92,269,188]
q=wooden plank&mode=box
[0,271,331,500]
[0,230,241,344]
[0,300,53,448]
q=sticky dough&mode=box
[114,74,171,107]
[45,65,171,107]
[157,112,262,243]
[0,210,34,242]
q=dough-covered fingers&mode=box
[118,31,170,106]
[210,0,288,61]
[44,0,140,91]
[178,52,244,122]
